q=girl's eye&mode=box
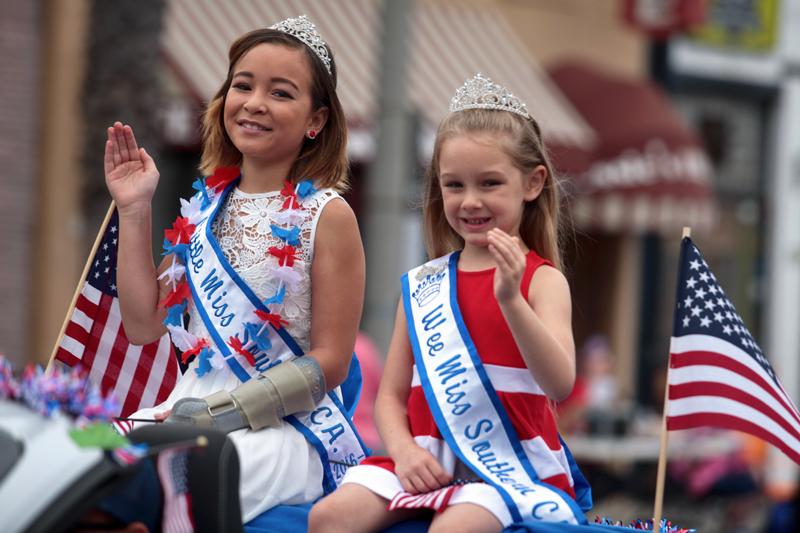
[443,181,462,189]
[232,82,251,91]
[483,180,501,187]
[272,89,293,99]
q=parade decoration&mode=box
[595,517,696,532]
[0,354,120,423]
[449,73,531,119]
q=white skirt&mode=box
[341,465,512,527]
[119,360,324,522]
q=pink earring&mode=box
[306,130,317,140]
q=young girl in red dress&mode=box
[309,74,592,532]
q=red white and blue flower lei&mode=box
[157,167,318,378]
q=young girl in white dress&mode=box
[104,16,366,523]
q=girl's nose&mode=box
[462,190,482,209]
[243,94,267,114]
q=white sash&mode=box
[401,252,586,524]
[184,182,367,492]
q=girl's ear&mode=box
[309,106,329,136]
[523,164,547,201]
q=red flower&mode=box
[206,167,240,192]
[228,336,256,366]
[268,245,297,267]
[164,217,196,245]
[254,310,289,329]
[158,280,191,309]
[280,181,300,210]
[181,338,208,364]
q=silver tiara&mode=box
[449,73,530,119]
[270,15,331,75]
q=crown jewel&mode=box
[270,15,331,75]
[449,73,530,119]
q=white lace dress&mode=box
[129,185,343,522]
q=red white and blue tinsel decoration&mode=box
[0,354,120,423]
[594,517,695,532]
[159,168,317,377]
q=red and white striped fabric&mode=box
[667,238,800,465]
[157,448,195,533]
[54,208,178,418]
[388,483,464,513]
[360,251,579,497]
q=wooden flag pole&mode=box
[653,226,692,525]
[46,201,117,370]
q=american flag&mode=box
[157,448,195,533]
[54,206,178,417]
[387,482,466,513]
[667,237,800,465]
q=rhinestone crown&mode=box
[449,73,530,119]
[270,15,331,75]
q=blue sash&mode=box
[401,252,588,524]
[184,181,367,493]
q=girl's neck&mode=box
[238,158,295,193]
[457,241,531,272]
[457,245,498,272]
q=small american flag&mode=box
[54,206,178,417]
[667,237,800,465]
[388,481,468,513]
[157,448,195,533]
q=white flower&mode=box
[210,351,226,370]
[272,264,303,291]
[239,200,275,236]
[180,195,206,224]
[158,260,186,288]
[167,325,198,351]
[272,209,306,227]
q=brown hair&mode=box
[422,109,565,269]
[199,28,349,191]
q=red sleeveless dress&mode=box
[342,251,580,525]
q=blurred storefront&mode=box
[547,60,716,404]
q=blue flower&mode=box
[192,177,211,209]
[163,303,186,327]
[270,224,301,246]
[263,285,286,306]
[296,180,317,200]
[244,322,272,352]
[195,347,214,377]
[162,238,189,259]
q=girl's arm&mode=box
[307,198,365,389]
[376,301,452,493]
[104,123,169,344]
[488,229,576,401]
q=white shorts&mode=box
[341,464,512,527]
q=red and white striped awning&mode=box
[161,0,594,150]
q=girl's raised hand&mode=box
[104,122,160,214]
[487,228,527,304]
[393,444,452,494]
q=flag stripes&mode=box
[388,484,462,513]
[666,238,800,467]
[55,207,178,418]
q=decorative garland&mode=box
[594,517,696,532]
[0,355,120,422]
[158,167,318,378]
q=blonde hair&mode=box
[199,29,349,191]
[422,109,564,269]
